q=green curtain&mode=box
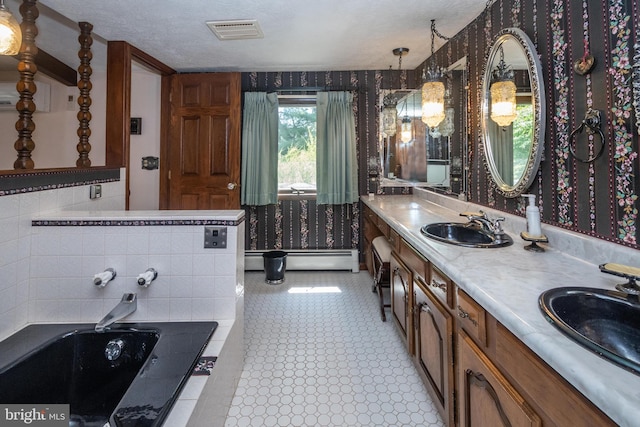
[241,92,279,205]
[490,121,514,186]
[316,92,358,205]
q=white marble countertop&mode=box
[362,192,640,427]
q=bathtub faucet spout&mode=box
[95,293,137,332]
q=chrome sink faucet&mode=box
[460,211,506,237]
[95,293,137,332]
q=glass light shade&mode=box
[490,79,517,127]
[439,106,455,137]
[421,80,446,128]
[382,105,397,137]
[400,115,412,143]
[0,4,21,56]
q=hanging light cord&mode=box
[425,20,451,80]
[431,19,451,56]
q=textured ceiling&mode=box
[22,0,487,73]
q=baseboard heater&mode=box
[245,249,360,273]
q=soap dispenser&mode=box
[523,194,542,237]
[520,194,548,252]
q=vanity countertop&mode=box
[362,193,640,427]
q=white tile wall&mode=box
[27,223,240,326]
[0,169,246,427]
[0,176,125,341]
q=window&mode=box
[278,96,317,196]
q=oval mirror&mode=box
[481,28,545,198]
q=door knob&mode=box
[227,182,238,190]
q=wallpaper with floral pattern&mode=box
[420,0,639,250]
[241,0,639,254]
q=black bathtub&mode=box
[0,322,218,427]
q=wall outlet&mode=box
[89,184,102,199]
[67,94,75,111]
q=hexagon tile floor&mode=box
[224,271,444,427]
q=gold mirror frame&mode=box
[481,28,545,198]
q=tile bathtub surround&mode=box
[224,271,444,427]
[0,176,125,340]
[27,211,245,326]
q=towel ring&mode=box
[569,109,605,163]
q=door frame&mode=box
[105,41,175,210]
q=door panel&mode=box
[458,330,541,427]
[414,280,454,426]
[164,72,240,209]
[390,252,413,353]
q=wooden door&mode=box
[164,72,241,209]
[458,330,541,427]
[414,279,454,426]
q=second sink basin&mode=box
[420,222,512,248]
[539,287,640,375]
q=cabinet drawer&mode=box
[495,323,615,426]
[428,265,453,310]
[456,288,487,347]
[389,228,400,252]
[399,239,428,282]
[376,215,390,237]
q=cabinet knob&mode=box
[430,278,447,291]
[458,305,478,326]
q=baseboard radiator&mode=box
[245,249,360,273]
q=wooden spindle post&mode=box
[76,21,93,167]
[13,0,38,170]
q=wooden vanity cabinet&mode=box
[455,290,615,427]
[413,278,455,426]
[366,212,616,427]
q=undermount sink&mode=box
[539,287,640,375]
[420,222,513,248]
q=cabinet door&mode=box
[414,280,454,426]
[458,330,541,427]
[390,253,412,351]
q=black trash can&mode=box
[263,250,287,284]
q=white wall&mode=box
[129,68,162,210]
[0,71,107,170]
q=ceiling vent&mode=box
[206,19,264,40]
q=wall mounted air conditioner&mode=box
[0,81,51,112]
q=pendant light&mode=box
[392,47,412,143]
[382,93,397,137]
[400,114,412,143]
[0,0,21,56]
[421,20,450,129]
[490,46,517,127]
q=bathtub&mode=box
[0,321,218,427]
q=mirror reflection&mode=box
[380,57,467,195]
[481,28,544,198]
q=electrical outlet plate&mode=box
[204,226,227,248]
[89,184,102,199]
